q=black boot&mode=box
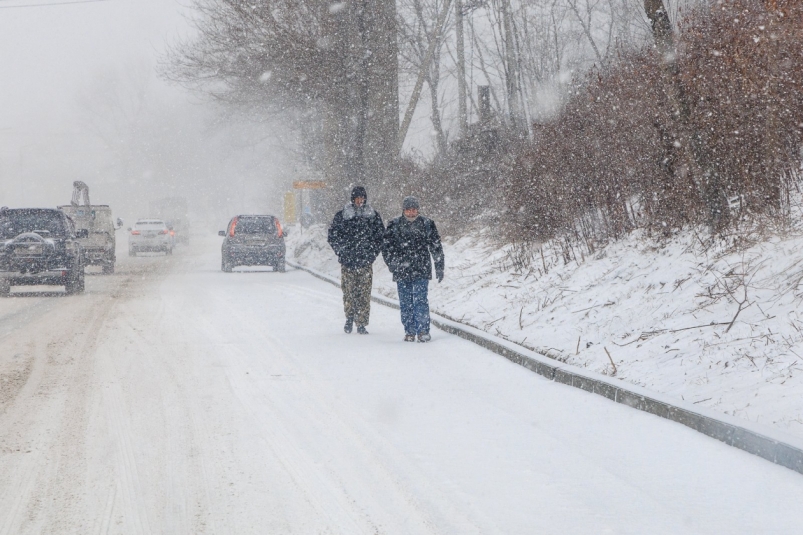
[344,317,353,333]
[357,325,369,335]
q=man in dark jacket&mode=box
[328,186,385,334]
[381,196,444,342]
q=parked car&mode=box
[219,215,285,272]
[58,204,122,274]
[128,219,173,256]
[150,197,190,245]
[0,207,86,296]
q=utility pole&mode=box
[362,0,399,188]
[502,0,521,129]
[455,0,468,136]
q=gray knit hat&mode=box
[402,196,420,210]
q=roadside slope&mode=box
[288,222,803,440]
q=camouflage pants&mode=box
[341,265,373,327]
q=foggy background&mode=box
[0,0,304,232]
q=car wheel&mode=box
[129,249,136,257]
[276,260,286,273]
[102,263,115,274]
[222,258,232,273]
[65,277,76,294]
[166,247,173,255]
[0,280,10,297]
[65,264,84,295]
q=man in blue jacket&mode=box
[382,196,445,342]
[328,186,385,334]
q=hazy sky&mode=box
[0,0,189,131]
[0,0,431,223]
[0,0,301,224]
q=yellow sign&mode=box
[284,192,297,222]
[293,181,327,190]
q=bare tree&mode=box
[163,0,398,200]
[398,0,452,155]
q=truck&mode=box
[149,197,190,245]
[58,181,122,274]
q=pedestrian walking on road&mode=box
[327,186,385,334]
[381,196,444,342]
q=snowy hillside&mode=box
[288,221,803,440]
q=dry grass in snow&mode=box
[288,219,803,439]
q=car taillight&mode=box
[131,230,140,235]
[275,219,283,238]
[169,230,175,236]
[229,217,238,237]
[159,229,169,235]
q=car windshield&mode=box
[135,221,166,229]
[0,210,64,239]
[235,217,276,235]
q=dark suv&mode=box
[219,215,286,272]
[0,208,86,296]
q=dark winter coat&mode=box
[327,203,385,269]
[381,215,445,282]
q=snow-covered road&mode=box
[1,239,803,534]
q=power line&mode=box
[0,0,114,9]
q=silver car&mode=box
[128,219,173,256]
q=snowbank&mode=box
[287,222,803,439]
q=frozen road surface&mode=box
[1,239,803,534]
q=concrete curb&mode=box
[288,260,803,475]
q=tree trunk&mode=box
[644,0,673,54]
[362,0,399,191]
[426,68,448,155]
[761,1,782,210]
[455,0,468,135]
[644,0,728,231]
[320,0,399,201]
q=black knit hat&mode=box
[351,186,367,202]
[402,196,420,210]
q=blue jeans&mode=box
[397,279,430,335]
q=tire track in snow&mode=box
[89,260,185,534]
[37,285,127,534]
[0,335,52,535]
[0,305,103,534]
[149,327,215,535]
[103,382,154,534]
[88,258,220,534]
[93,484,116,535]
[0,255,172,533]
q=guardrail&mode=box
[287,260,803,475]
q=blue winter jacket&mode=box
[381,215,445,282]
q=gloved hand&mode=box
[436,270,444,283]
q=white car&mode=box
[128,219,173,256]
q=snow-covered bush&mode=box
[507,0,803,243]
